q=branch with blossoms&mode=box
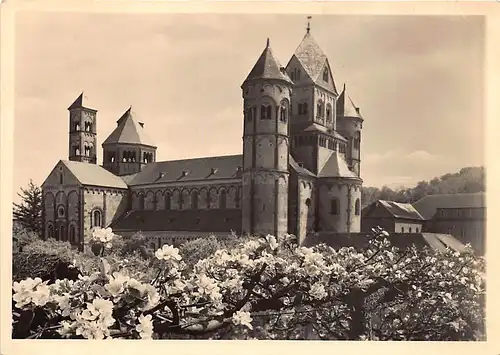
[12,227,486,340]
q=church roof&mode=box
[318,151,359,179]
[337,84,362,119]
[362,200,425,221]
[128,154,243,186]
[67,92,97,111]
[291,31,337,93]
[110,209,242,234]
[412,192,486,220]
[243,39,293,85]
[289,155,315,177]
[60,160,128,189]
[290,122,348,142]
[293,32,327,81]
[102,107,156,147]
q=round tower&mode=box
[336,84,363,177]
[241,39,293,237]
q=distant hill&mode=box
[362,167,485,207]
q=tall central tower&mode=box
[68,92,98,164]
[241,39,293,237]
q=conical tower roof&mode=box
[102,107,156,147]
[68,91,96,111]
[243,38,292,85]
[337,84,363,120]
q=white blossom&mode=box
[232,310,253,330]
[155,244,182,262]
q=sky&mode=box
[13,12,485,201]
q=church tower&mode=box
[336,84,363,177]
[241,39,293,237]
[102,107,157,176]
[68,92,97,164]
[285,26,341,175]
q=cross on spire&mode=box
[307,16,312,33]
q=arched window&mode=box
[138,194,145,210]
[305,198,311,207]
[92,209,102,227]
[261,105,272,120]
[280,103,287,122]
[69,224,76,244]
[303,102,308,115]
[245,107,254,122]
[58,205,65,217]
[191,190,198,209]
[59,225,65,241]
[74,123,80,131]
[219,190,227,209]
[326,104,332,123]
[59,173,64,185]
[331,198,339,215]
[323,68,329,82]
[165,192,171,210]
[47,224,54,239]
[317,100,324,118]
[354,198,360,216]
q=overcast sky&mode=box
[13,12,485,200]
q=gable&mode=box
[42,160,81,189]
[285,55,314,86]
[361,202,394,219]
[315,59,337,94]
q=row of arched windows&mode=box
[245,102,288,123]
[316,101,333,122]
[330,198,361,216]
[72,122,94,132]
[71,145,93,157]
[293,135,346,153]
[46,223,78,244]
[137,189,237,211]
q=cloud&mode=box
[406,150,437,161]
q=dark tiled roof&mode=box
[128,154,243,186]
[412,192,486,220]
[289,155,315,177]
[292,32,337,94]
[120,173,139,185]
[67,92,97,111]
[291,122,348,142]
[243,39,293,85]
[60,160,128,189]
[303,232,466,253]
[318,152,359,179]
[102,107,156,147]
[363,200,424,220]
[336,84,362,119]
[110,209,242,233]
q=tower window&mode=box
[139,195,145,210]
[323,68,329,82]
[331,198,339,215]
[326,105,332,123]
[58,206,65,217]
[354,198,360,216]
[59,173,64,185]
[59,225,65,241]
[280,104,287,123]
[261,105,272,120]
[245,107,254,122]
[316,101,324,118]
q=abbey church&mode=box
[41,28,364,251]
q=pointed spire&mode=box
[306,16,312,34]
[103,106,156,147]
[242,39,293,85]
[68,91,96,111]
[337,84,363,120]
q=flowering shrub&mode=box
[12,227,485,340]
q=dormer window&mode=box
[323,68,329,82]
[210,168,218,175]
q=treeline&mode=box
[361,166,485,207]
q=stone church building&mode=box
[41,29,364,250]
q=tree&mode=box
[13,180,43,236]
[11,227,485,340]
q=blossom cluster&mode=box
[91,227,115,249]
[12,227,486,341]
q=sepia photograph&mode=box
[3,4,493,346]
